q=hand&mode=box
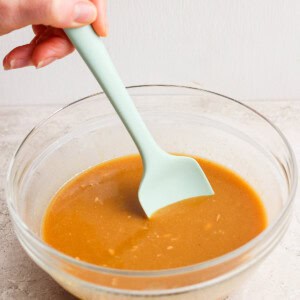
[1,0,107,70]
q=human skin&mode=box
[0,0,107,70]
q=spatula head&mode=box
[138,154,214,217]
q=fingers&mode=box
[32,25,47,35]
[1,0,108,69]
[91,0,108,37]
[3,44,35,70]
[32,35,75,68]
[1,0,97,35]
[3,28,74,70]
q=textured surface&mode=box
[0,101,299,299]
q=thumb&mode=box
[3,0,97,34]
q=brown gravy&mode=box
[42,155,267,270]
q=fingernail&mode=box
[73,1,97,24]
[3,56,10,70]
[103,21,108,37]
[100,18,108,37]
[36,57,57,69]
[4,58,32,70]
[98,0,108,37]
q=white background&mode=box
[0,0,300,105]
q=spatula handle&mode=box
[65,26,161,163]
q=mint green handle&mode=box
[65,26,162,166]
[65,26,214,217]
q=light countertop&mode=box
[0,101,299,299]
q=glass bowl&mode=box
[6,85,297,299]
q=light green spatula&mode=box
[65,26,214,217]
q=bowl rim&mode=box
[6,84,298,279]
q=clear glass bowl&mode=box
[6,85,297,299]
